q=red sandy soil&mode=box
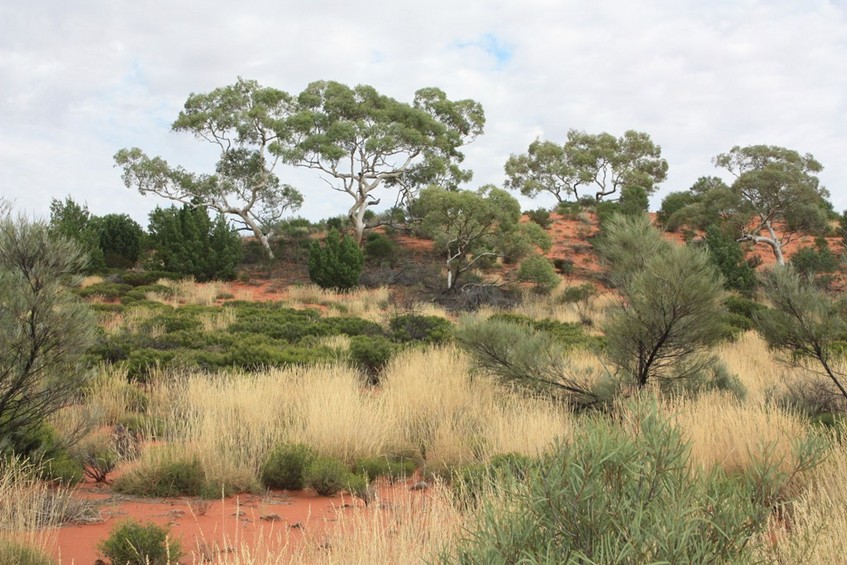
[54,478,424,564]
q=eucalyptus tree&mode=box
[114,78,303,258]
[284,81,485,243]
[505,129,668,204]
[412,185,549,290]
[712,145,830,265]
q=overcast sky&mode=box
[2,0,846,226]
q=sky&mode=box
[2,0,846,226]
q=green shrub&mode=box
[353,456,417,482]
[305,456,355,496]
[76,281,133,300]
[364,232,399,265]
[113,454,204,497]
[308,229,364,290]
[349,335,396,383]
[525,208,552,229]
[517,253,559,294]
[261,443,317,490]
[559,283,596,304]
[99,520,182,565]
[552,258,574,275]
[448,403,813,564]
[452,453,537,508]
[72,431,120,483]
[0,540,52,565]
[389,314,453,345]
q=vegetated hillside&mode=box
[238,211,846,301]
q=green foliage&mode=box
[0,540,52,565]
[599,215,727,387]
[147,204,242,281]
[115,78,304,259]
[558,283,596,304]
[353,456,417,482]
[349,336,396,383]
[505,130,668,204]
[97,213,145,268]
[49,196,105,272]
[517,253,559,294]
[525,208,551,229]
[304,456,356,496]
[308,229,364,290]
[287,80,485,241]
[412,185,527,289]
[448,403,814,564]
[72,431,120,483]
[456,317,599,408]
[704,224,757,295]
[0,214,96,447]
[501,221,552,264]
[99,520,182,565]
[757,266,847,400]
[261,443,317,490]
[363,232,399,266]
[389,314,453,345]
[791,236,838,287]
[113,453,204,497]
[452,453,538,508]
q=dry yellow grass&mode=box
[286,285,390,321]
[146,278,250,306]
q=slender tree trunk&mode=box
[239,212,274,259]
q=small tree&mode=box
[599,215,726,387]
[412,185,549,290]
[517,253,559,294]
[49,196,105,272]
[96,213,145,268]
[147,204,242,281]
[704,225,757,295]
[308,229,364,290]
[0,211,96,448]
[757,266,847,401]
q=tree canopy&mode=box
[114,78,303,258]
[411,185,549,290]
[505,129,668,204]
[283,81,485,242]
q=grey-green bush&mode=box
[261,443,316,490]
[99,520,181,565]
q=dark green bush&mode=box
[389,314,453,345]
[452,453,537,508]
[349,335,396,383]
[559,283,596,304]
[99,520,182,565]
[353,456,417,482]
[525,208,551,229]
[113,454,204,497]
[308,229,364,290]
[552,258,574,275]
[487,313,595,350]
[0,421,84,484]
[97,213,145,268]
[0,540,52,565]
[261,443,317,490]
[116,270,181,287]
[305,456,356,496]
[517,253,559,294]
[364,232,399,265]
[76,281,133,300]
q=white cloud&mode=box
[1,0,846,225]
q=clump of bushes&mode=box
[353,455,417,482]
[99,520,181,565]
[517,253,559,294]
[389,314,453,345]
[304,455,360,496]
[308,229,364,290]
[261,443,316,490]
[349,335,397,384]
[113,452,204,498]
[448,403,820,563]
[0,540,52,565]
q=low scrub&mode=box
[113,451,204,498]
[99,520,181,565]
[261,443,316,490]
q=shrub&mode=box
[305,456,355,496]
[363,232,399,265]
[447,403,811,564]
[552,258,574,275]
[517,253,559,294]
[308,229,364,290]
[704,225,757,295]
[113,453,204,497]
[452,453,537,508]
[525,208,551,229]
[261,443,317,490]
[353,456,417,482]
[96,213,145,268]
[558,283,596,304]
[389,314,453,345]
[0,540,52,565]
[72,430,120,483]
[349,335,396,383]
[99,520,182,565]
